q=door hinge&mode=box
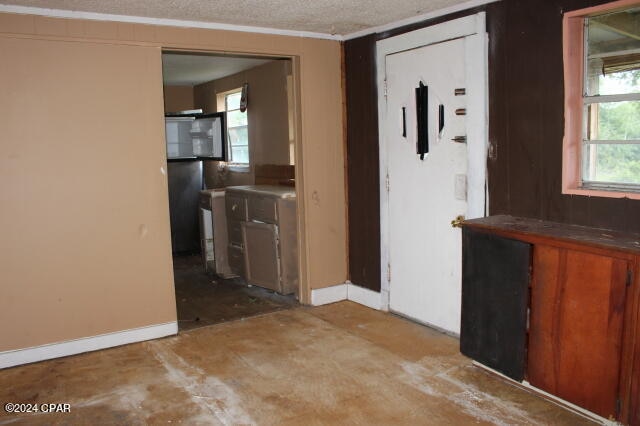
[387,263,391,283]
[616,397,621,418]
[383,78,388,100]
[385,172,390,193]
[628,269,634,287]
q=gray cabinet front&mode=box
[224,185,298,295]
[242,222,280,291]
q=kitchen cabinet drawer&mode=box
[227,220,243,246]
[226,195,247,222]
[227,244,245,277]
[248,195,278,224]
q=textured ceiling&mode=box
[1,0,476,35]
[162,54,272,85]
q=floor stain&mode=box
[0,302,595,425]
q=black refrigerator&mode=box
[165,112,226,254]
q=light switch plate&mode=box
[455,174,467,201]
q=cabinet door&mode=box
[528,245,628,419]
[460,228,531,381]
[242,222,281,292]
[226,194,247,247]
[226,194,248,222]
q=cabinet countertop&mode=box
[225,185,296,199]
[463,215,640,255]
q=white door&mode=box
[385,37,470,334]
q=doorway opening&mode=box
[161,51,300,331]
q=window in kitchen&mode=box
[563,1,640,198]
[225,90,249,165]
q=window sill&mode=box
[562,186,640,200]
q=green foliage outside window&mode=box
[589,70,640,185]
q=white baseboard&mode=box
[0,321,178,370]
[311,282,386,311]
[347,283,385,310]
[310,283,348,306]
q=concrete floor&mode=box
[173,255,298,331]
[0,302,593,425]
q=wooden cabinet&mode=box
[225,185,298,295]
[461,216,640,425]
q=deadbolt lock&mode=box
[451,215,465,228]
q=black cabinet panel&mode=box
[460,228,531,381]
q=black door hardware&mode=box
[416,82,429,160]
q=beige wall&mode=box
[0,12,346,352]
[0,36,175,351]
[163,85,194,112]
[193,60,292,188]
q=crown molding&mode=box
[0,0,500,43]
[0,4,342,40]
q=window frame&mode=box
[562,0,640,200]
[222,89,249,167]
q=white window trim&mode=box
[216,88,250,170]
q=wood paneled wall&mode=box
[345,34,380,292]
[344,0,640,292]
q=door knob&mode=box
[451,215,465,228]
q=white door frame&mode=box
[377,13,489,311]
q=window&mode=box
[563,1,640,199]
[225,91,249,165]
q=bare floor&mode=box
[0,302,593,425]
[173,254,298,331]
